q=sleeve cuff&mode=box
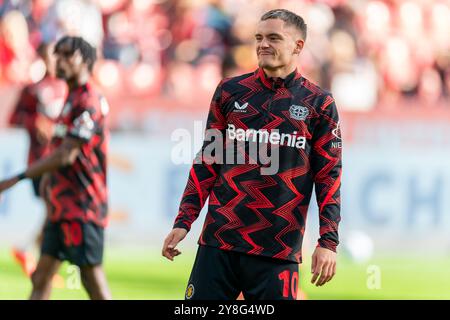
[173,221,191,232]
[317,238,338,253]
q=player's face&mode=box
[255,19,304,71]
[54,42,84,81]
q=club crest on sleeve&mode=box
[289,105,309,121]
[71,111,95,140]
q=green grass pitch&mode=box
[0,248,449,300]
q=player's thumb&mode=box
[168,232,182,249]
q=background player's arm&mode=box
[9,86,53,144]
[162,81,226,261]
[9,87,39,132]
[0,104,99,195]
[21,137,82,179]
[0,137,82,194]
[310,95,342,286]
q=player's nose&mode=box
[259,38,270,48]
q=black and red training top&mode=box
[48,83,109,227]
[174,68,342,263]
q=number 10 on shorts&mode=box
[278,270,299,299]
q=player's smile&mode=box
[257,49,277,66]
[258,50,275,55]
[258,52,275,59]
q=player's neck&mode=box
[263,65,297,79]
[67,73,89,91]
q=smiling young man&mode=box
[162,9,342,300]
[0,36,111,300]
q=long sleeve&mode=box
[173,82,227,231]
[9,86,38,132]
[311,94,342,252]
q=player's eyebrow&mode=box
[255,33,284,39]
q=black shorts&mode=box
[31,177,41,197]
[41,220,104,267]
[185,245,299,300]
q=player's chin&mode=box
[56,70,67,79]
[258,58,277,69]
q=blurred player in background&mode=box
[8,42,67,277]
[163,9,342,300]
[0,36,111,300]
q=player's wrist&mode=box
[317,238,338,253]
[15,172,28,182]
[173,221,191,232]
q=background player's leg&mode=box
[79,265,111,300]
[29,254,61,300]
[12,179,46,277]
[73,222,110,299]
[35,221,45,248]
[13,221,46,277]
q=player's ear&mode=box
[294,39,304,54]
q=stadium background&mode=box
[0,0,449,299]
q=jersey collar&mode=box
[256,67,302,90]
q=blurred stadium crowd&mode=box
[0,0,449,129]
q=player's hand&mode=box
[162,228,188,261]
[0,177,19,195]
[311,246,336,286]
